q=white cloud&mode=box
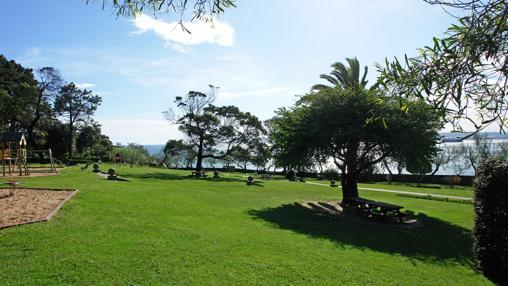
[75,83,96,89]
[132,13,235,51]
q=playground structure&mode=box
[1,132,57,177]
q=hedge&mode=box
[473,159,508,285]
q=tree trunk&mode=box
[68,123,73,159]
[430,164,440,176]
[195,138,204,172]
[382,160,393,184]
[341,174,359,201]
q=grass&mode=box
[0,165,490,285]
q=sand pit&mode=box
[0,188,78,229]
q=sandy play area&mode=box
[0,188,78,229]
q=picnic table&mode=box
[341,197,405,223]
[191,171,207,177]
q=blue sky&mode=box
[1,0,460,144]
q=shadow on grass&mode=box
[123,172,247,183]
[248,203,474,266]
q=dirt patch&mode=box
[0,188,78,229]
[298,201,422,228]
[0,189,13,199]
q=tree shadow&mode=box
[123,172,247,183]
[246,181,265,187]
[248,203,474,266]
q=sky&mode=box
[0,0,466,144]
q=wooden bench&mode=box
[191,171,207,177]
[341,197,405,223]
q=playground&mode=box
[1,132,59,178]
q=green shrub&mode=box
[285,170,296,181]
[473,159,508,285]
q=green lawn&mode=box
[0,166,490,285]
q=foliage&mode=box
[450,134,508,175]
[90,0,236,21]
[0,54,38,132]
[406,156,433,186]
[285,169,296,181]
[76,123,113,159]
[231,146,251,171]
[54,82,102,158]
[43,121,70,159]
[312,57,371,92]
[267,110,318,172]
[164,88,265,171]
[378,0,508,132]
[473,158,508,284]
[321,168,340,180]
[114,144,152,167]
[430,145,454,176]
[0,55,108,160]
[250,141,271,171]
[160,139,195,168]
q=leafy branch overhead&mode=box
[377,0,507,133]
[90,0,236,22]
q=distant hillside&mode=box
[440,132,508,142]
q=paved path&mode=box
[305,181,472,201]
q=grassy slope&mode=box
[0,166,489,285]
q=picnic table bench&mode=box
[191,171,207,177]
[341,197,405,223]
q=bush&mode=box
[285,170,296,181]
[322,168,340,180]
[107,168,116,176]
[473,159,508,285]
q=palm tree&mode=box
[311,57,371,91]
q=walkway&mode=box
[305,181,472,201]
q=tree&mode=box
[430,145,454,176]
[250,141,271,172]
[378,0,507,133]
[312,57,371,92]
[164,87,265,172]
[231,146,251,171]
[271,59,441,200]
[0,57,64,151]
[54,83,102,159]
[44,121,70,159]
